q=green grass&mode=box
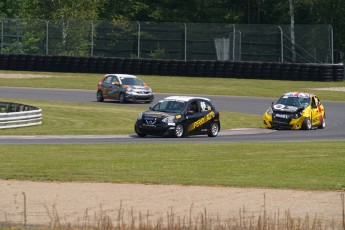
[0,98,261,135]
[0,142,344,190]
[1,70,345,101]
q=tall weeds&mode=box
[1,193,344,230]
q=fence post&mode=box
[45,20,49,55]
[329,25,334,64]
[1,20,3,54]
[91,20,94,56]
[136,21,140,58]
[232,24,236,61]
[278,26,284,63]
[184,23,187,60]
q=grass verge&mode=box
[1,70,345,101]
[1,142,344,191]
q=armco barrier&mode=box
[0,54,343,82]
[0,102,42,129]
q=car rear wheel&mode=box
[119,93,126,103]
[174,124,185,138]
[302,117,312,130]
[96,90,104,102]
[318,116,326,129]
[208,122,219,137]
[134,124,146,137]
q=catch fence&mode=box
[0,19,334,64]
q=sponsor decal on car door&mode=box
[187,111,215,133]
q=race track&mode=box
[1,86,345,144]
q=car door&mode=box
[101,76,113,98]
[198,99,216,133]
[310,96,323,126]
[107,75,121,99]
[185,100,203,135]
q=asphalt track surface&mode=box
[0,86,345,144]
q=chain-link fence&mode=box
[0,18,334,63]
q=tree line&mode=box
[1,0,344,62]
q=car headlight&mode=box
[293,111,303,119]
[137,113,143,120]
[266,107,273,115]
[162,116,175,123]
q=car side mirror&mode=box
[187,110,195,115]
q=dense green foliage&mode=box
[1,0,345,61]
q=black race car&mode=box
[134,96,220,137]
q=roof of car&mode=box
[105,74,138,78]
[163,96,211,102]
[282,92,313,98]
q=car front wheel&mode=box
[119,93,126,103]
[174,124,185,138]
[208,122,219,137]
[134,124,146,137]
[96,90,104,102]
[302,117,312,130]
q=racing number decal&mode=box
[200,101,211,111]
[187,111,215,132]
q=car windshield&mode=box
[151,100,187,113]
[277,96,310,107]
[120,77,144,86]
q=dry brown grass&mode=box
[1,193,344,230]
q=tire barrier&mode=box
[251,62,262,78]
[0,102,42,129]
[333,64,344,82]
[261,62,272,79]
[214,61,225,78]
[0,54,343,82]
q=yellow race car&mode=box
[263,92,325,130]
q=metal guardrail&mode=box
[0,102,42,129]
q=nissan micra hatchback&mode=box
[135,96,220,137]
[97,74,154,103]
[263,92,326,130]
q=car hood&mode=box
[272,104,304,113]
[142,111,176,118]
[132,85,151,90]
